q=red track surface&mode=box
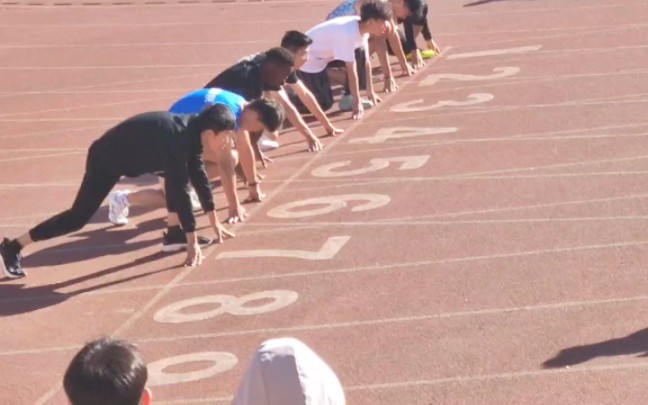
[1,0,648,403]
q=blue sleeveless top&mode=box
[169,88,246,130]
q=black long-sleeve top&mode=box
[203,53,293,100]
[90,111,214,233]
[401,3,433,51]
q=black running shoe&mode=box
[0,238,26,279]
[161,230,212,253]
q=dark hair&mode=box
[264,47,295,67]
[195,103,236,133]
[404,0,425,19]
[246,98,284,132]
[280,31,313,53]
[63,338,147,405]
[360,0,393,22]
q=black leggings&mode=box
[29,149,121,242]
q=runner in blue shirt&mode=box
[169,88,246,125]
[107,89,283,252]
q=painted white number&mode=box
[217,236,350,261]
[447,45,542,60]
[419,66,520,87]
[350,127,458,144]
[154,290,299,323]
[311,156,430,178]
[391,93,494,113]
[267,194,390,219]
[148,352,238,386]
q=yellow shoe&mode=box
[421,49,437,59]
[405,49,437,61]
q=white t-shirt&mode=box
[300,16,369,74]
[232,338,346,405]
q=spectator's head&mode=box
[195,103,237,152]
[391,0,424,20]
[64,337,151,405]
[261,47,295,91]
[242,98,285,133]
[360,0,393,36]
[280,31,313,70]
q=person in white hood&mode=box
[233,337,345,405]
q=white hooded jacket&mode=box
[232,338,346,405]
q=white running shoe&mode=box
[258,134,280,152]
[338,94,374,112]
[108,190,130,226]
[189,188,202,212]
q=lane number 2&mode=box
[419,66,520,87]
[391,93,494,113]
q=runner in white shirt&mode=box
[297,0,393,120]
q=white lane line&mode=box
[5,293,648,356]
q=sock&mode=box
[8,239,22,253]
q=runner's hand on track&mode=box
[325,125,344,137]
[184,240,204,267]
[369,92,383,106]
[208,210,235,243]
[244,183,266,203]
[353,102,365,120]
[427,38,441,54]
[411,49,425,69]
[227,204,248,224]
[402,62,415,76]
[307,135,323,152]
[384,76,398,93]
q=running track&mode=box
[1,0,648,403]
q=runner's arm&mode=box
[217,140,240,212]
[270,90,317,141]
[165,160,199,234]
[386,19,411,74]
[187,147,216,213]
[286,81,337,133]
[233,129,257,185]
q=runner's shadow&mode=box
[0,251,178,316]
[23,217,165,268]
[543,328,648,368]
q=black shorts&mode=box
[291,69,334,114]
[290,48,367,114]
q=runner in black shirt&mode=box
[397,2,439,69]
[205,47,293,101]
[0,104,236,279]
[204,47,299,202]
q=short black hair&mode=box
[246,98,284,132]
[360,0,393,22]
[64,337,147,405]
[280,31,313,53]
[264,47,295,67]
[195,103,236,133]
[404,0,425,19]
